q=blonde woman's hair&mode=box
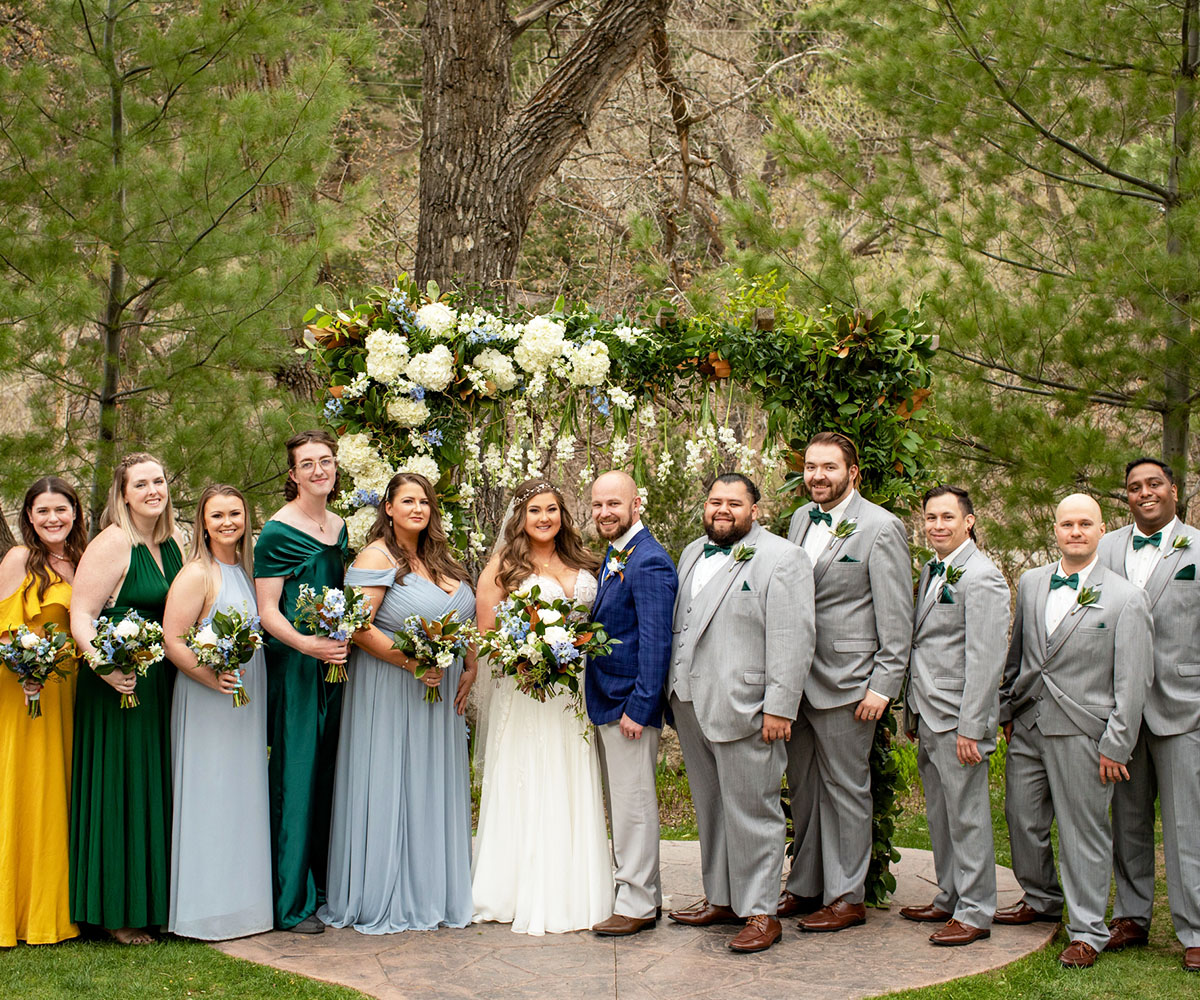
[186,484,255,608]
[99,452,176,545]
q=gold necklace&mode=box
[299,506,326,534]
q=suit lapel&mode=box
[1145,526,1187,608]
[691,523,762,639]
[914,542,977,634]
[1102,526,1133,578]
[812,492,862,586]
[1032,569,1051,660]
[1046,565,1105,660]
[676,543,705,614]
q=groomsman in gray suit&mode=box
[998,494,1153,968]
[666,473,815,952]
[901,486,1009,946]
[1098,458,1200,973]
[780,431,913,932]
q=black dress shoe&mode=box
[289,914,326,934]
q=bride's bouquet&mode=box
[477,585,617,718]
[391,610,478,704]
[292,584,373,682]
[186,606,264,707]
[0,623,75,719]
[90,612,166,708]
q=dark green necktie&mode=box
[808,508,832,527]
[1132,531,1162,550]
[703,543,731,558]
[1050,572,1079,591]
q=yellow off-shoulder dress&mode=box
[0,574,79,946]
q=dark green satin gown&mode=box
[69,540,182,928]
[253,520,347,929]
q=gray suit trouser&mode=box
[785,702,876,905]
[917,719,996,929]
[1112,725,1200,948]
[1005,722,1111,953]
[671,696,785,916]
[596,721,662,920]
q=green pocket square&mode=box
[838,555,860,563]
[741,581,751,592]
[938,587,955,604]
[1176,564,1196,581]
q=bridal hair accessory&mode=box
[513,481,558,508]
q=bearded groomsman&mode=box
[666,474,814,952]
[1097,458,1200,973]
[780,432,913,932]
[900,486,1009,946]
[586,471,678,936]
[998,494,1152,968]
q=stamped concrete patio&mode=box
[215,844,1056,1000]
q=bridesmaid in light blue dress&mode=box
[163,485,272,940]
[320,472,477,933]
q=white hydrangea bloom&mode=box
[567,340,610,386]
[636,402,657,429]
[414,302,458,338]
[513,315,567,373]
[345,506,377,551]
[336,433,375,477]
[608,386,635,410]
[406,344,456,392]
[364,329,411,384]
[387,395,431,427]
[473,348,519,391]
[400,455,441,483]
[611,325,647,344]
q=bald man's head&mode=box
[1054,493,1105,570]
[591,469,641,541]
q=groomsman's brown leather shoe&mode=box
[592,913,655,936]
[900,903,952,923]
[667,899,741,926]
[929,919,991,946]
[777,890,823,917]
[798,899,866,932]
[1184,947,1200,972]
[992,902,1060,925]
[1058,940,1098,968]
[729,914,782,953]
[1106,917,1149,950]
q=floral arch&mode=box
[306,273,939,905]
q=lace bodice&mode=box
[518,568,597,610]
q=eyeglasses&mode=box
[296,458,337,473]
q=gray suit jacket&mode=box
[1000,563,1153,763]
[669,522,815,742]
[787,491,913,708]
[1097,523,1200,736]
[906,541,1010,745]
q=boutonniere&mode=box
[945,565,964,586]
[830,519,857,545]
[1071,584,1102,615]
[605,544,636,582]
[1167,535,1192,558]
[939,564,965,603]
[729,543,756,571]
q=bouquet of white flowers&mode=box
[390,610,477,704]
[292,584,373,682]
[90,612,166,709]
[0,623,75,718]
[186,606,264,707]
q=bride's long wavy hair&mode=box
[496,479,599,593]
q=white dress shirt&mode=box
[1045,557,1098,636]
[802,488,857,566]
[923,537,971,604]
[691,542,733,598]
[1124,517,1176,590]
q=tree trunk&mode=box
[415,0,670,297]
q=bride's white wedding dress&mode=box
[471,569,615,935]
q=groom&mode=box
[587,471,678,936]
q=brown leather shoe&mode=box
[1058,940,1098,968]
[993,902,1060,925]
[1184,947,1200,972]
[667,899,741,926]
[592,913,656,936]
[798,899,866,932]
[729,914,782,953]
[900,903,952,923]
[777,890,823,918]
[929,919,991,946]
[1106,917,1149,950]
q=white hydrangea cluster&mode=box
[406,344,456,391]
[636,402,657,429]
[400,455,441,483]
[525,372,549,398]
[387,395,430,427]
[608,386,635,410]
[472,348,519,392]
[337,432,394,494]
[611,325,648,344]
[566,340,610,387]
[414,302,458,338]
[514,316,566,373]
[364,329,410,384]
[457,308,505,338]
[345,506,377,552]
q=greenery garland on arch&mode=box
[305,273,939,906]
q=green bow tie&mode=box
[1050,572,1079,591]
[703,543,732,558]
[929,559,946,577]
[1132,531,1162,550]
[809,508,833,527]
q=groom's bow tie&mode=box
[808,508,833,527]
[703,543,732,558]
[1132,531,1162,550]
[1050,572,1079,591]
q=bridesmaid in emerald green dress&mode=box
[254,430,349,933]
[68,453,186,944]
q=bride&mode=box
[472,479,614,934]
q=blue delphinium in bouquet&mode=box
[0,623,75,718]
[292,585,373,682]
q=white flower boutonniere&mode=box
[1071,584,1103,615]
[729,543,756,571]
[605,544,636,582]
[1167,535,1192,558]
[830,519,857,546]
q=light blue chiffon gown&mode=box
[319,562,476,933]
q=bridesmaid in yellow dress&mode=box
[0,477,88,947]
